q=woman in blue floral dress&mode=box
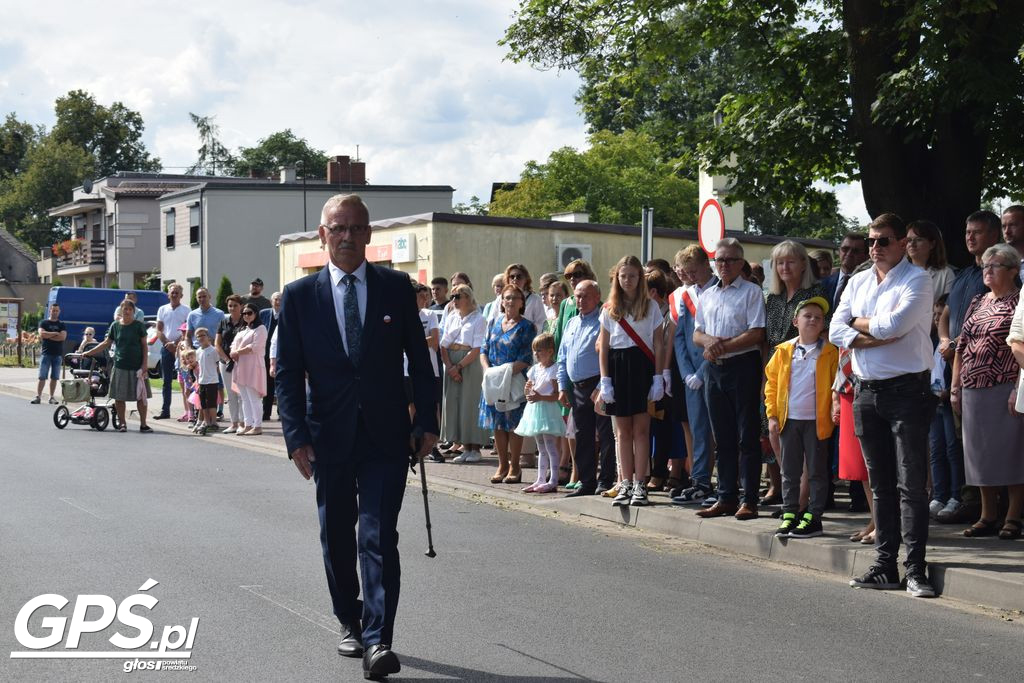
[479,285,536,484]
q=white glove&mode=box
[685,373,703,391]
[662,369,672,397]
[648,375,665,402]
[598,376,615,404]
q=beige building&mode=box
[278,212,834,290]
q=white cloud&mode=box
[0,0,587,202]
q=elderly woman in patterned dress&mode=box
[952,244,1024,540]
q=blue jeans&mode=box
[38,353,61,380]
[160,346,177,415]
[929,400,964,503]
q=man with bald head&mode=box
[557,279,617,496]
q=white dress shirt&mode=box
[327,259,368,355]
[694,277,766,359]
[828,257,933,380]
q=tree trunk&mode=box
[844,0,1023,267]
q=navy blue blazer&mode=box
[275,264,438,462]
[821,272,840,309]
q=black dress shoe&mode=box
[363,643,400,680]
[565,487,596,498]
[337,624,363,658]
[152,412,170,420]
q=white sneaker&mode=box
[928,499,944,518]
[937,498,965,522]
[630,481,649,506]
[612,480,633,506]
[460,450,482,463]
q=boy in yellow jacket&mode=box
[765,296,839,538]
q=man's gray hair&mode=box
[715,237,744,256]
[579,279,601,296]
[321,194,370,225]
[983,243,1021,268]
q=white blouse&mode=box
[599,302,664,351]
[440,310,487,348]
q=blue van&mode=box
[47,287,169,357]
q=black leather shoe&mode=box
[363,643,400,679]
[152,412,170,420]
[337,624,363,658]
[565,487,596,498]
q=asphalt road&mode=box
[1,392,1021,682]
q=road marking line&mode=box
[239,585,339,635]
[59,497,104,519]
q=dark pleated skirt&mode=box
[607,346,654,417]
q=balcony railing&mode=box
[56,240,106,269]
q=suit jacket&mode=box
[673,278,717,378]
[275,263,439,462]
[259,308,278,361]
[821,272,840,309]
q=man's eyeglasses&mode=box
[324,224,370,236]
[714,257,742,266]
[866,236,896,248]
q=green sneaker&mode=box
[789,512,824,538]
[775,512,798,536]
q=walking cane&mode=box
[411,439,437,558]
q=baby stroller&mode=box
[53,352,120,431]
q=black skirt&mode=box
[608,346,654,417]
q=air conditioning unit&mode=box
[556,244,592,270]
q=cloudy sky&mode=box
[1,0,869,223]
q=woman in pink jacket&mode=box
[230,302,268,435]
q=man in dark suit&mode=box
[822,233,868,310]
[258,292,280,421]
[276,194,438,680]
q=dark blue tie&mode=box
[343,273,362,365]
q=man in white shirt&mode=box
[153,283,189,419]
[829,213,937,598]
[693,238,766,521]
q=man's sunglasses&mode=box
[866,236,898,248]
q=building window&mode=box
[189,204,200,245]
[165,210,175,249]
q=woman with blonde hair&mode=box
[440,284,490,462]
[598,255,665,507]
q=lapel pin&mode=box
[383,315,392,323]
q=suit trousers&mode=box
[704,351,761,505]
[262,362,275,420]
[570,375,617,490]
[313,422,408,646]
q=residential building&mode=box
[0,227,39,283]
[277,212,834,289]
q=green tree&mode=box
[51,90,161,176]
[189,279,202,309]
[228,129,328,179]
[452,195,489,215]
[490,130,697,228]
[0,136,94,251]
[0,114,40,180]
[186,114,235,176]
[215,275,234,311]
[502,0,1024,265]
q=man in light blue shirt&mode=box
[557,280,615,497]
[186,288,226,348]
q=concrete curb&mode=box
[418,473,1024,614]
[3,378,1022,615]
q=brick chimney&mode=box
[327,155,367,186]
